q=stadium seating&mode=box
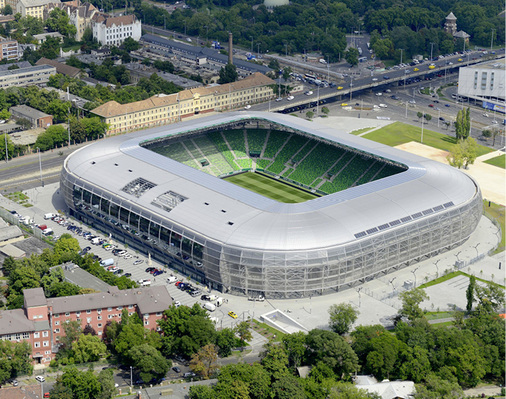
[246,129,268,154]
[154,129,404,193]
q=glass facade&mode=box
[61,166,482,299]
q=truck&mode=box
[91,237,101,245]
[214,297,224,307]
[100,258,114,267]
[319,58,327,64]
[248,295,265,302]
[203,302,216,312]
[44,213,56,220]
[42,228,53,236]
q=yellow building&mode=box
[16,0,59,19]
[91,73,275,135]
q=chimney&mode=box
[228,32,233,65]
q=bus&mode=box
[304,73,317,81]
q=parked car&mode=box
[145,267,155,273]
[124,273,132,278]
[36,376,45,383]
[133,259,144,266]
[172,366,181,373]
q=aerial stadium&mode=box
[60,112,482,298]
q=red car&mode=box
[428,104,434,107]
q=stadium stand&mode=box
[246,129,268,154]
[154,129,402,195]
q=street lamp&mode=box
[430,42,435,61]
[250,36,253,52]
[411,267,419,287]
[433,259,440,277]
[389,277,396,292]
[474,243,480,257]
[455,251,462,262]
[355,288,362,307]
[130,366,133,387]
[350,76,353,102]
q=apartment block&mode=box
[0,286,172,365]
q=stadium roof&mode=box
[64,112,479,252]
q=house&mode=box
[0,285,172,365]
[353,376,415,399]
[0,64,55,88]
[36,57,83,78]
[32,32,64,44]
[10,105,53,128]
[92,14,141,47]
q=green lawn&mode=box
[224,172,318,203]
[350,127,374,136]
[483,200,505,254]
[484,154,505,169]
[362,122,493,157]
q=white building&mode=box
[458,58,505,113]
[92,14,141,47]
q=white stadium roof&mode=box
[64,112,478,252]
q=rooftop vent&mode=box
[121,177,157,198]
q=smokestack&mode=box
[228,32,233,65]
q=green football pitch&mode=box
[224,172,318,203]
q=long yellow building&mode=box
[91,73,275,135]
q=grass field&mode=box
[483,200,505,255]
[224,172,318,203]
[484,154,505,169]
[362,122,493,157]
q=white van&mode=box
[379,103,388,108]
[100,258,114,267]
[203,302,216,312]
[167,275,178,283]
[44,213,56,220]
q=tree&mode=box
[455,107,470,140]
[57,320,81,360]
[46,8,76,37]
[57,367,102,399]
[345,47,359,66]
[3,4,12,14]
[473,282,505,314]
[215,363,271,399]
[0,109,11,120]
[306,111,314,119]
[365,333,406,380]
[53,234,80,260]
[415,374,463,399]
[235,321,253,347]
[189,344,219,379]
[215,328,237,357]
[306,329,359,379]
[189,385,215,399]
[122,37,140,52]
[417,111,423,121]
[466,275,476,313]
[283,331,306,368]
[218,63,238,84]
[424,113,432,123]
[398,288,429,322]
[271,374,306,399]
[328,303,359,335]
[447,138,478,169]
[96,368,116,399]
[321,107,329,115]
[72,334,107,363]
[328,382,382,399]
[129,344,169,383]
[261,341,290,380]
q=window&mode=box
[156,312,162,316]
[87,318,92,323]
[34,332,40,338]
[97,316,102,320]
[65,312,70,317]
[54,313,59,318]
[144,321,149,326]
[86,310,91,314]
[98,331,103,336]
[45,351,51,355]
[97,309,102,314]
[108,315,113,319]
[76,312,80,317]
[34,342,40,348]
[98,323,102,328]
[117,306,123,311]
[108,307,112,312]
[43,331,48,337]
[23,332,30,339]
[43,341,49,347]
[54,321,60,326]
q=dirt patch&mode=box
[394,142,506,206]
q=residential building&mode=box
[0,64,55,88]
[0,286,172,365]
[32,32,64,44]
[10,104,53,128]
[45,1,103,41]
[92,14,141,47]
[15,0,59,19]
[36,57,83,78]
[91,72,275,134]
[0,37,19,61]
